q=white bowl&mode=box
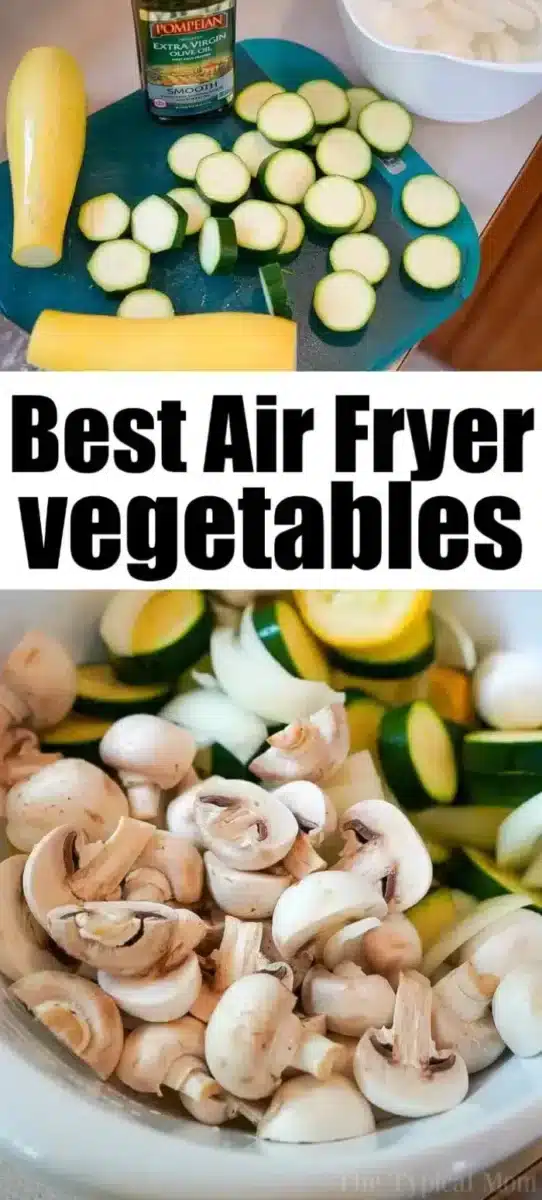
[337,0,542,120]
[0,591,541,1200]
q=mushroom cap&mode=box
[204,852,292,919]
[205,972,299,1099]
[0,855,61,981]
[100,714,196,789]
[98,952,202,1023]
[133,830,203,905]
[274,781,338,841]
[257,1074,375,1144]
[432,998,505,1074]
[11,970,124,1079]
[322,917,381,970]
[167,781,210,850]
[353,1028,469,1118]
[46,900,198,976]
[361,914,423,984]
[117,1015,208,1094]
[2,632,76,730]
[338,798,433,911]
[250,705,349,790]
[6,758,129,852]
[194,778,298,871]
[492,964,542,1057]
[272,871,387,961]
[302,963,396,1037]
[459,909,542,979]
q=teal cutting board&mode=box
[0,38,480,370]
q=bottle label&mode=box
[140,4,235,117]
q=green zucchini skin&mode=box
[379,701,458,810]
[328,636,434,681]
[446,848,542,913]
[108,608,212,686]
[464,771,542,808]
[252,604,298,677]
[463,732,542,776]
[74,670,173,720]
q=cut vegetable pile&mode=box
[1,589,542,1148]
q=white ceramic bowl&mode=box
[0,591,541,1200]
[337,0,542,120]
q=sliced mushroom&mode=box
[210,915,266,994]
[274,780,337,843]
[22,818,154,929]
[432,963,505,1074]
[98,952,202,1023]
[260,922,314,992]
[194,778,298,871]
[282,835,328,881]
[6,758,129,852]
[257,1075,375,1144]
[321,917,382,970]
[189,982,220,1024]
[182,1091,266,1127]
[458,908,542,980]
[11,970,123,1079]
[492,964,542,1058]
[100,714,196,821]
[272,870,387,962]
[354,970,469,1118]
[123,830,203,905]
[204,851,292,919]
[46,901,205,977]
[0,631,76,732]
[0,855,61,982]
[117,1016,219,1105]
[337,798,433,911]
[302,962,395,1037]
[250,705,349,787]
[360,914,423,987]
[166,778,212,850]
[205,973,345,1100]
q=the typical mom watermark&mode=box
[339,1169,539,1196]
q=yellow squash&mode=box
[7,47,86,268]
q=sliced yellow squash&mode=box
[428,664,475,727]
[331,667,429,708]
[42,713,112,763]
[74,663,172,719]
[294,590,432,652]
[343,690,386,756]
[407,888,462,951]
[101,590,211,685]
[329,614,434,680]
[252,600,329,682]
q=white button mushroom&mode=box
[0,631,76,733]
[321,916,382,970]
[492,964,542,1057]
[274,781,337,880]
[122,830,203,906]
[98,952,202,1023]
[0,727,61,816]
[354,970,469,1118]
[117,1015,219,1106]
[458,908,542,980]
[302,961,396,1037]
[11,970,124,1079]
[474,651,542,729]
[250,704,350,786]
[337,799,433,911]
[6,758,129,852]
[166,776,214,850]
[46,900,206,977]
[0,856,61,981]
[194,778,298,871]
[100,714,196,821]
[360,914,423,986]
[272,870,387,963]
[204,851,292,919]
[432,962,505,1074]
[257,1074,375,1144]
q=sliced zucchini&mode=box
[233,130,276,177]
[117,290,174,319]
[42,713,112,764]
[408,887,471,952]
[131,195,187,253]
[297,80,349,129]
[231,200,286,259]
[87,240,150,294]
[401,174,460,228]
[329,614,434,681]
[413,805,512,853]
[258,149,316,206]
[426,841,453,867]
[403,235,462,290]
[251,601,329,681]
[345,86,381,131]
[313,271,376,333]
[168,133,221,181]
[379,700,458,809]
[195,152,250,211]
[496,793,542,871]
[316,129,372,181]
[352,184,377,233]
[428,665,474,728]
[329,232,390,285]
[74,664,172,719]
[303,176,363,236]
[101,590,211,685]
[307,132,324,148]
[359,99,413,154]
[234,81,285,124]
[294,590,432,652]
[343,690,386,756]
[199,216,238,276]
[448,847,542,912]
[257,93,315,148]
[463,730,542,776]
[275,204,306,258]
[259,264,293,320]
[464,771,542,808]
[166,188,210,236]
[332,669,429,708]
[78,194,130,242]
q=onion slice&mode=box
[422,892,533,978]
[432,604,477,672]
[161,688,267,766]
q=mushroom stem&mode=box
[190,982,219,1024]
[434,962,497,1022]
[118,773,161,822]
[71,818,154,902]
[282,834,327,881]
[123,867,171,904]
[292,1031,345,1081]
[389,971,436,1067]
[165,1055,219,1103]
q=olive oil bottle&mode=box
[132,1,237,123]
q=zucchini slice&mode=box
[313,271,376,333]
[352,184,377,233]
[303,176,363,236]
[74,664,172,719]
[463,730,542,776]
[464,771,542,808]
[294,589,432,652]
[379,700,458,809]
[199,216,238,276]
[235,81,285,124]
[42,713,112,764]
[168,133,221,182]
[231,200,286,259]
[316,129,372,181]
[131,195,188,253]
[117,290,174,319]
[329,232,390,285]
[358,99,413,154]
[403,234,462,290]
[78,194,131,242]
[258,149,316,206]
[407,887,469,952]
[343,689,386,756]
[297,80,349,129]
[166,188,210,236]
[275,204,306,258]
[232,130,276,177]
[401,174,460,228]
[87,240,150,294]
[195,151,250,211]
[425,840,453,867]
[331,668,429,708]
[428,665,474,728]
[345,87,381,131]
[448,847,542,912]
[259,263,293,320]
[329,614,434,680]
[101,590,211,684]
[257,92,315,148]
[251,600,329,681]
[413,805,512,853]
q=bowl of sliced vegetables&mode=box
[0,589,541,1200]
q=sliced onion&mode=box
[422,892,533,978]
[496,793,542,870]
[161,688,266,765]
[432,604,477,672]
